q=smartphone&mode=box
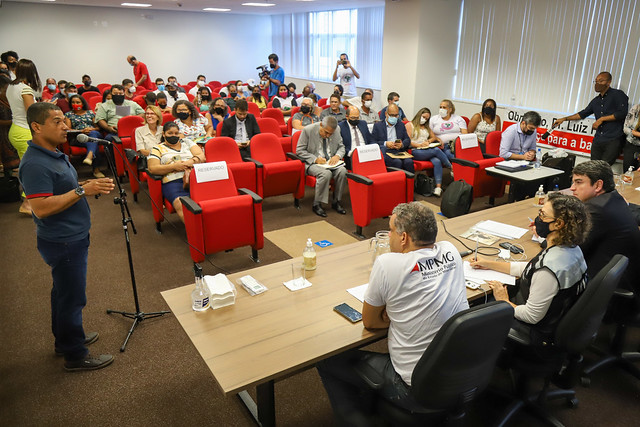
[333,303,362,323]
[499,242,523,254]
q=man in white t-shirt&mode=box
[333,53,360,98]
[317,202,469,426]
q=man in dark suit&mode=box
[220,99,260,159]
[571,160,640,292]
[371,103,414,172]
[338,106,374,170]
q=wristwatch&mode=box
[75,186,85,197]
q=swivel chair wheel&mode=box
[567,397,579,408]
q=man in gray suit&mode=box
[296,116,347,217]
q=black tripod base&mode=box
[107,308,170,352]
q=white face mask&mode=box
[129,86,136,94]
[197,80,205,87]
[420,117,427,125]
[394,100,400,107]
[439,108,448,118]
[363,100,372,108]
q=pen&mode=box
[474,238,478,261]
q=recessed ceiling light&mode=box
[203,7,231,12]
[121,2,152,7]
[242,2,276,6]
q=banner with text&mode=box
[502,107,595,157]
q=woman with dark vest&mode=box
[471,193,589,347]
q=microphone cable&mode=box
[440,219,500,257]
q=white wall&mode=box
[0,2,272,86]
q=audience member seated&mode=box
[209,97,229,135]
[195,86,212,112]
[308,94,323,117]
[287,82,298,99]
[379,92,407,122]
[220,99,260,159]
[236,80,250,97]
[320,93,346,122]
[338,106,374,170]
[64,94,104,178]
[41,77,58,100]
[499,110,541,161]
[188,75,207,96]
[95,84,145,142]
[51,80,67,102]
[135,105,163,157]
[292,97,319,134]
[623,102,640,171]
[78,74,99,95]
[407,107,452,196]
[296,116,347,217]
[372,103,413,172]
[164,82,188,108]
[471,193,588,349]
[468,98,502,153]
[570,160,640,293]
[257,78,270,99]
[302,82,322,100]
[156,92,170,113]
[167,76,185,93]
[224,83,244,111]
[317,202,469,426]
[272,83,298,117]
[55,83,77,114]
[172,100,212,144]
[429,99,466,159]
[248,84,268,112]
[147,121,204,222]
[357,90,379,125]
[94,88,111,111]
[122,79,136,100]
[143,91,156,108]
[153,77,165,93]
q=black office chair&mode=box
[356,301,514,426]
[496,255,629,427]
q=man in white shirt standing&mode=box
[333,53,360,98]
[317,202,469,426]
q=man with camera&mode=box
[332,53,360,98]
[265,53,285,99]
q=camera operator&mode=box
[266,53,284,99]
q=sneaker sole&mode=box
[64,356,114,372]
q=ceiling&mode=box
[6,0,385,15]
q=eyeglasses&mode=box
[538,209,555,221]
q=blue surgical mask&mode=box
[47,84,56,91]
[157,84,165,92]
[387,116,398,126]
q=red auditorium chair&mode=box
[180,164,264,263]
[286,106,301,136]
[261,108,288,135]
[249,133,305,208]
[462,116,470,127]
[347,145,415,237]
[88,97,102,112]
[318,98,328,107]
[484,130,502,156]
[112,115,144,179]
[162,113,174,124]
[257,117,292,153]
[146,171,176,233]
[81,91,101,103]
[450,134,505,202]
[186,93,195,102]
[204,137,258,193]
[97,83,111,93]
[132,95,146,109]
[246,101,261,117]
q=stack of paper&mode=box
[474,220,528,239]
[204,274,236,309]
[496,160,530,168]
[463,261,516,285]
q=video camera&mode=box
[256,64,271,79]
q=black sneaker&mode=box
[55,332,99,356]
[64,354,114,372]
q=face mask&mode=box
[334,91,341,97]
[176,112,190,120]
[84,80,92,86]
[128,86,136,94]
[158,103,167,109]
[363,100,372,108]
[72,104,82,111]
[300,105,311,114]
[279,91,288,98]
[229,92,237,98]
[67,92,76,98]
[201,95,211,101]
[253,93,261,99]
[157,84,165,92]
[394,100,400,107]
[387,116,398,126]
[214,107,225,115]
[594,83,607,93]
[8,61,17,69]
[197,80,205,87]
[47,84,56,91]
[200,104,210,112]
[420,117,427,125]
[165,135,180,145]
[524,129,535,136]
[348,118,359,126]
[534,216,555,238]
[168,90,177,97]
[483,106,496,116]
[112,94,125,105]
[439,108,448,118]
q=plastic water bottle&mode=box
[534,185,546,207]
[548,184,560,196]
[534,148,542,169]
[622,166,634,185]
[191,264,210,311]
[303,238,317,271]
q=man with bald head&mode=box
[372,103,413,172]
[338,105,374,170]
[126,55,154,91]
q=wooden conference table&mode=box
[161,176,640,426]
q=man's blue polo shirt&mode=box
[18,141,91,243]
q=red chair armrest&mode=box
[238,188,263,203]
[346,172,374,185]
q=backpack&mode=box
[0,175,21,203]
[440,180,473,218]
[414,173,435,197]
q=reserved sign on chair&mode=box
[194,161,229,182]
[357,144,382,163]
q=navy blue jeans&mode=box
[37,235,90,361]
[412,147,452,184]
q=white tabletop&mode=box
[485,165,564,182]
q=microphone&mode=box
[459,250,473,257]
[76,133,111,145]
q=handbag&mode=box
[414,173,435,197]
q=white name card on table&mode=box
[459,133,479,149]
[357,144,382,163]
[194,161,229,183]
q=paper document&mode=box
[460,229,500,246]
[318,160,345,169]
[496,160,530,168]
[463,261,516,286]
[386,151,413,159]
[115,105,131,117]
[413,142,442,149]
[473,220,528,240]
[347,284,368,303]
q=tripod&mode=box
[102,142,170,352]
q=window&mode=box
[272,7,384,89]
[453,0,640,113]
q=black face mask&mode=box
[482,106,495,116]
[201,95,211,101]
[165,135,180,145]
[158,103,167,109]
[176,112,190,120]
[214,107,225,115]
[300,105,311,114]
[168,90,177,97]
[8,62,17,69]
[348,118,360,127]
[84,80,92,86]
[229,92,237,98]
[534,216,555,238]
[112,94,125,105]
[524,129,535,136]
[253,93,261,99]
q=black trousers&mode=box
[591,138,623,165]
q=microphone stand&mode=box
[102,142,170,352]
